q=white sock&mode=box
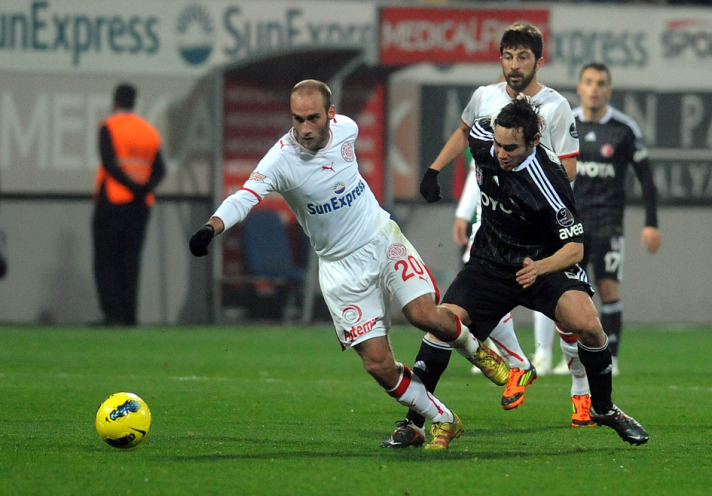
[489,313,529,369]
[533,312,555,364]
[558,334,590,397]
[448,317,480,361]
[386,363,453,423]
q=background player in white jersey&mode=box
[189,79,508,450]
[382,22,584,450]
[429,96,648,446]
[556,62,660,377]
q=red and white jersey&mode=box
[214,114,390,260]
[461,81,579,158]
[457,82,579,222]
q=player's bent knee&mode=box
[402,297,440,333]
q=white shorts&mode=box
[319,219,438,349]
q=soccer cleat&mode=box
[589,404,649,445]
[470,339,498,375]
[471,343,509,386]
[380,419,425,448]
[424,412,464,451]
[501,365,537,410]
[571,394,595,427]
[531,353,552,376]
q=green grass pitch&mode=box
[1,324,710,495]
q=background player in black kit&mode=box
[420,96,649,445]
[564,62,661,377]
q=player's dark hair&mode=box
[579,61,612,84]
[113,83,137,110]
[291,79,332,112]
[495,96,542,145]
[500,22,544,60]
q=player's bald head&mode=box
[291,80,332,112]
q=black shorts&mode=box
[442,259,594,341]
[581,233,624,283]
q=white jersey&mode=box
[214,114,390,260]
[457,81,579,222]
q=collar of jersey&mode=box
[512,148,538,172]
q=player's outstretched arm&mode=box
[429,123,470,173]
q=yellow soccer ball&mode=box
[95,392,151,448]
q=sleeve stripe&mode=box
[527,158,566,212]
[469,120,492,141]
[240,187,263,202]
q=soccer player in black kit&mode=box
[419,96,649,445]
[570,62,661,376]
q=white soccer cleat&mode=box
[531,353,552,376]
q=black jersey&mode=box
[467,118,584,272]
[572,106,658,237]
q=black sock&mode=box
[577,341,613,413]
[405,338,453,428]
[601,300,622,356]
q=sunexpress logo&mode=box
[176,4,215,66]
[0,1,159,65]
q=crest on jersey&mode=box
[476,166,483,185]
[341,142,355,162]
[569,122,579,139]
[387,243,407,260]
[601,144,614,158]
[556,208,575,227]
[342,305,362,324]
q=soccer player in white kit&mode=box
[189,79,508,450]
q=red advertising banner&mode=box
[350,82,386,202]
[222,79,291,210]
[379,7,550,65]
[222,78,295,291]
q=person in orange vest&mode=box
[92,83,165,326]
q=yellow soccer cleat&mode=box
[424,412,464,451]
[471,343,509,385]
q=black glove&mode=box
[420,168,441,203]
[189,225,215,257]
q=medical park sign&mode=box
[0,0,378,76]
